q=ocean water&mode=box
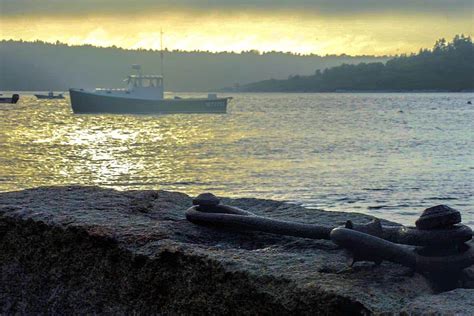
[0,92,473,227]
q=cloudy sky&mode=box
[1,0,472,55]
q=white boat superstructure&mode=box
[92,65,164,100]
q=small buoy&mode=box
[468,101,472,104]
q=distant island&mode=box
[0,40,386,92]
[232,35,474,93]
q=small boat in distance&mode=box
[0,94,19,104]
[35,91,65,99]
[69,65,231,114]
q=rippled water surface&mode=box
[1,92,473,226]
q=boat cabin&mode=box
[125,75,164,99]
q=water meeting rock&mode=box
[0,186,472,314]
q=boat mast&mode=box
[160,29,164,77]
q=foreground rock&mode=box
[0,186,472,315]
[401,289,474,315]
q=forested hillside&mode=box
[0,41,387,91]
[238,35,474,92]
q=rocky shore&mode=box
[0,186,472,315]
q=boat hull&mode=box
[69,89,228,114]
[0,94,19,104]
[35,94,65,99]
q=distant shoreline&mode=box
[2,90,474,95]
[230,35,473,93]
[221,89,474,94]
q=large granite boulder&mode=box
[0,186,471,314]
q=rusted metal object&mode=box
[331,204,474,281]
[330,227,474,273]
[345,219,472,246]
[186,194,473,275]
[186,205,333,240]
[415,205,461,230]
[193,193,221,208]
[379,223,472,246]
[186,195,472,246]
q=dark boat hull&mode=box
[69,89,228,114]
[0,94,19,104]
[35,94,65,99]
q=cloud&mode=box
[1,0,473,17]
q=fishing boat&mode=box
[0,94,19,104]
[35,91,65,99]
[69,32,230,114]
[69,65,230,114]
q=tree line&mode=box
[237,35,474,92]
[0,40,386,92]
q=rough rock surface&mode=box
[401,289,474,315]
[0,186,471,315]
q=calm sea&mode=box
[1,92,473,226]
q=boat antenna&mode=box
[160,29,164,77]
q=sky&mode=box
[1,0,473,55]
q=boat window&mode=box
[145,78,162,88]
[128,77,162,88]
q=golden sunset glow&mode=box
[1,9,472,55]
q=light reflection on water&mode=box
[0,92,473,226]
